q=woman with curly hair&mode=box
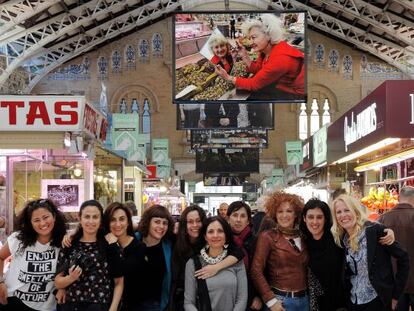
[250,191,308,311]
[0,199,66,311]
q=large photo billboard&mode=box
[177,103,273,129]
[191,129,268,149]
[196,149,259,173]
[173,11,306,103]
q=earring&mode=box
[224,244,229,249]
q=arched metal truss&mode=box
[0,0,412,93]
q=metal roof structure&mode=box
[0,0,413,93]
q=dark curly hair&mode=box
[138,204,173,239]
[265,191,304,226]
[299,198,332,239]
[17,199,66,252]
[103,202,134,237]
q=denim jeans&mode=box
[275,294,309,311]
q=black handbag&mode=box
[192,255,213,311]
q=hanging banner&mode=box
[111,113,140,161]
[152,138,169,164]
[313,125,327,166]
[156,158,171,178]
[286,141,303,165]
[188,181,196,193]
[272,168,285,187]
[127,134,147,163]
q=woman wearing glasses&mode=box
[250,191,308,311]
[331,194,409,311]
[0,199,66,311]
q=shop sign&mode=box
[327,80,414,163]
[285,141,303,165]
[0,96,83,131]
[344,103,377,152]
[83,103,107,143]
[313,125,327,166]
[300,138,313,172]
[152,138,169,164]
[146,164,157,179]
[0,96,108,143]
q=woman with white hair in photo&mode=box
[208,31,234,73]
[215,13,304,100]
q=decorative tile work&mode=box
[139,39,150,63]
[342,55,353,79]
[360,62,403,80]
[328,49,339,72]
[48,57,90,80]
[112,50,122,73]
[125,44,136,69]
[152,33,163,57]
[97,56,108,80]
[314,43,325,68]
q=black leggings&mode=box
[351,297,388,311]
[0,297,38,311]
[59,303,110,311]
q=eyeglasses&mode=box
[288,238,301,253]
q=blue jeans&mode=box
[275,294,309,311]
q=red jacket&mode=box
[235,40,304,95]
[211,54,233,73]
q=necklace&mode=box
[200,246,227,265]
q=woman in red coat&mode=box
[215,13,304,101]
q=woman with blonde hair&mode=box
[251,191,308,311]
[331,194,409,311]
[215,13,304,100]
[208,32,234,73]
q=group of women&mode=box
[209,13,305,101]
[0,190,409,311]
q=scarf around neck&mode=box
[233,225,251,269]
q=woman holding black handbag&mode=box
[184,216,247,311]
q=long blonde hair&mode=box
[331,194,367,252]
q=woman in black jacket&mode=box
[227,201,263,311]
[331,194,409,311]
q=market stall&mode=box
[0,95,108,232]
[327,80,414,217]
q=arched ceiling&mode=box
[0,0,413,94]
